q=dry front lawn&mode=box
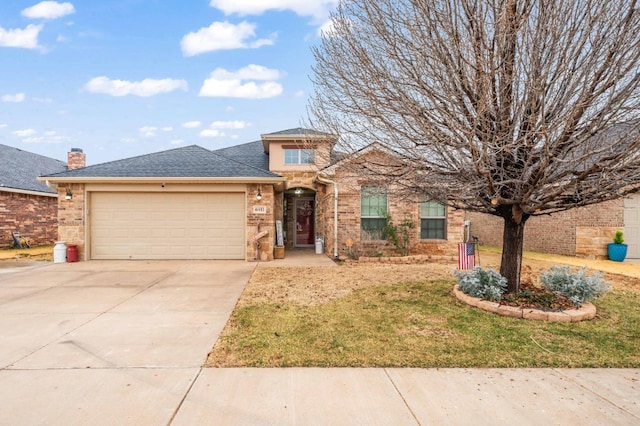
[207,251,640,368]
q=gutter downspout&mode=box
[315,175,339,258]
[45,179,58,192]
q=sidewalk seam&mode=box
[383,368,421,426]
[553,368,640,421]
[167,367,203,425]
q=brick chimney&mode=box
[67,148,86,170]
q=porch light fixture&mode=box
[294,188,303,195]
[65,188,73,200]
[256,188,262,201]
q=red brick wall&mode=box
[467,199,624,257]
[0,191,58,247]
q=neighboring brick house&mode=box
[467,195,640,260]
[0,144,69,247]
[40,128,463,261]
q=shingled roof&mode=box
[42,145,281,179]
[213,140,269,171]
[0,144,67,194]
[262,127,332,136]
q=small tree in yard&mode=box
[309,0,640,293]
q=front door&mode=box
[295,198,315,246]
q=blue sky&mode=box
[0,0,338,165]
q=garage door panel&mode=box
[91,192,246,260]
[625,195,640,259]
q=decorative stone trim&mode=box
[453,285,596,322]
[356,254,456,264]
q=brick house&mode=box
[467,196,640,260]
[0,144,69,247]
[40,128,463,261]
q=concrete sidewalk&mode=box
[1,367,638,425]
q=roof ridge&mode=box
[45,144,207,176]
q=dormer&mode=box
[261,128,338,173]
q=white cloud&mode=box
[181,21,274,56]
[317,19,336,36]
[85,76,188,97]
[170,139,184,145]
[121,137,136,143]
[200,120,250,138]
[199,129,224,138]
[295,90,305,98]
[22,134,69,144]
[22,1,75,20]
[209,0,337,23]
[199,65,283,99]
[10,128,68,144]
[182,121,202,128]
[139,126,157,137]
[2,93,26,102]
[0,124,8,128]
[209,120,250,129]
[161,126,173,132]
[13,128,37,137]
[0,24,42,49]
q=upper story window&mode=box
[361,185,387,240]
[284,148,315,165]
[420,201,446,239]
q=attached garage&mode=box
[89,192,246,260]
[624,194,640,259]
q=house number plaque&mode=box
[253,206,267,214]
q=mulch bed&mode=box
[499,281,577,311]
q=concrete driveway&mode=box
[0,260,255,424]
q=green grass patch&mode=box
[208,280,640,367]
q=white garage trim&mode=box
[624,194,640,259]
[89,191,246,260]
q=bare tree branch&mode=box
[308,0,640,291]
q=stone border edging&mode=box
[355,255,456,264]
[453,285,596,322]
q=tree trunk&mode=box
[500,214,528,294]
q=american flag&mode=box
[458,243,476,270]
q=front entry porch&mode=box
[283,187,318,249]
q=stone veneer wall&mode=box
[0,191,58,247]
[467,199,624,258]
[247,183,275,261]
[56,183,86,259]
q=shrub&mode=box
[539,265,611,307]
[455,267,508,301]
[384,214,416,256]
[613,230,624,244]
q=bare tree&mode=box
[308,0,640,292]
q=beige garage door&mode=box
[90,192,245,260]
[625,194,640,259]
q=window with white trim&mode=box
[284,148,315,165]
[361,186,387,240]
[420,201,446,239]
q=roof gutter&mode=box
[0,185,58,198]
[37,176,287,184]
[315,175,339,258]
